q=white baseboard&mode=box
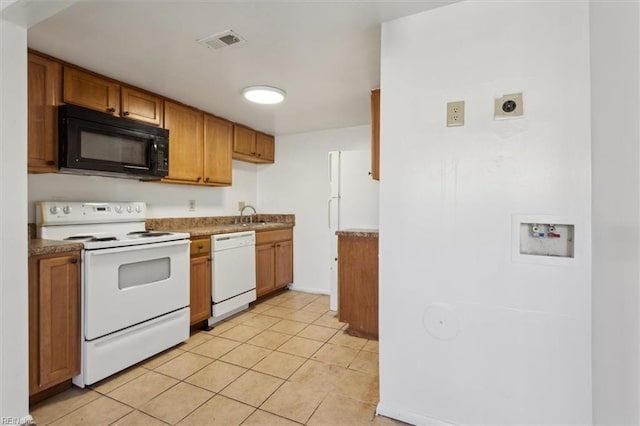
[376,402,457,426]
[287,284,329,296]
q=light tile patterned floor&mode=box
[31,291,406,426]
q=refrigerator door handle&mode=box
[328,153,332,182]
[328,198,332,228]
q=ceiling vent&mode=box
[197,30,246,50]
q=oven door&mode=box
[83,239,190,340]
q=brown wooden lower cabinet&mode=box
[337,233,379,339]
[190,236,212,325]
[256,228,293,297]
[29,251,81,397]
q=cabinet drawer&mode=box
[256,228,292,245]
[190,237,211,256]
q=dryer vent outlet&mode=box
[495,93,524,120]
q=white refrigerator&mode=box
[328,150,379,311]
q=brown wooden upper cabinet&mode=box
[256,132,275,163]
[203,114,233,186]
[63,67,162,126]
[162,101,232,186]
[121,87,162,126]
[28,53,61,173]
[63,67,120,116]
[371,89,380,181]
[233,125,255,157]
[163,101,204,184]
[233,125,275,164]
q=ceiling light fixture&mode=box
[242,86,286,104]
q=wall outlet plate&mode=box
[495,92,524,120]
[188,200,196,211]
[447,100,465,127]
[238,201,245,211]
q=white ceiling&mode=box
[26,0,458,136]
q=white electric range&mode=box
[36,201,191,387]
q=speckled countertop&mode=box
[29,239,83,257]
[146,214,295,238]
[336,229,379,238]
[169,222,293,237]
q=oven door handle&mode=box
[84,239,190,255]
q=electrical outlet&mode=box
[447,101,465,127]
[238,201,245,211]
[494,92,524,120]
[188,200,196,211]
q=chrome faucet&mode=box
[239,204,257,224]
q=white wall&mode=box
[257,125,371,294]
[378,1,591,424]
[28,161,258,221]
[0,16,29,421]
[590,1,640,424]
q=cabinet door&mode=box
[256,243,275,297]
[29,254,80,394]
[275,239,293,288]
[255,133,275,163]
[121,87,162,126]
[63,67,119,115]
[190,255,212,325]
[163,101,204,183]
[370,89,380,181]
[203,114,233,186]
[28,53,61,173]
[233,125,256,157]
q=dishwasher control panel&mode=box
[211,231,256,251]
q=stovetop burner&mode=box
[65,235,118,242]
[92,236,118,242]
[127,231,173,237]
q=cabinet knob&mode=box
[46,160,55,166]
[123,111,130,116]
[106,107,116,113]
[196,177,202,182]
[198,245,203,250]
[70,258,78,264]
[205,177,210,183]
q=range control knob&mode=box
[115,205,123,214]
[63,205,72,214]
[135,205,142,213]
[49,205,60,214]
[127,205,133,213]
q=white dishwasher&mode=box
[209,230,256,325]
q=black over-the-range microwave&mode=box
[58,104,169,180]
